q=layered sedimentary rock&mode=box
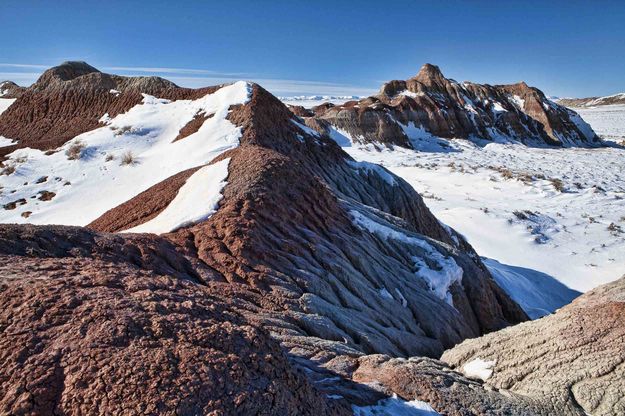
[558,92,625,108]
[0,225,349,416]
[0,81,25,99]
[442,275,625,415]
[304,64,599,147]
[0,62,531,414]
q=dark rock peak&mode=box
[412,63,447,85]
[43,61,100,81]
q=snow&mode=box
[0,136,16,148]
[348,160,396,185]
[331,119,625,311]
[0,81,251,225]
[379,287,394,300]
[511,95,525,109]
[280,95,360,109]
[462,358,496,381]
[353,395,439,416]
[0,98,15,115]
[350,210,463,305]
[484,258,580,319]
[123,158,230,234]
[574,105,625,143]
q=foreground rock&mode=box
[302,64,599,147]
[442,275,625,415]
[0,225,349,415]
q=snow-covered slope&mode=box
[574,104,625,143]
[280,95,360,109]
[0,98,16,148]
[0,82,250,225]
[328,129,624,315]
[558,92,625,108]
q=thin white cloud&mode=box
[0,62,376,97]
[0,63,50,69]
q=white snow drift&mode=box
[328,110,625,317]
[123,158,231,234]
[0,81,250,225]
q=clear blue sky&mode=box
[1,0,624,97]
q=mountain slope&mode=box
[303,64,599,148]
[558,92,625,108]
[0,62,530,414]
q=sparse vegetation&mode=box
[105,154,115,162]
[550,178,565,192]
[66,140,85,160]
[1,164,16,176]
[113,125,133,136]
[120,150,136,165]
[608,223,623,235]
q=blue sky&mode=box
[1,0,624,97]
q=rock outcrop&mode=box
[0,61,220,157]
[0,81,25,99]
[558,92,625,108]
[442,275,625,415]
[0,225,349,416]
[303,63,599,147]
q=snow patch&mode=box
[350,210,463,304]
[348,160,396,185]
[123,158,230,234]
[0,81,251,225]
[462,358,496,381]
[352,395,439,416]
[0,98,15,115]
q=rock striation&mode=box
[442,274,625,415]
[303,64,599,147]
[2,62,615,415]
[558,92,625,108]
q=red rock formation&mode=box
[0,225,349,415]
[307,63,599,147]
[0,63,533,414]
[0,61,221,158]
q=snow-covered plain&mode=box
[280,95,360,109]
[328,109,625,315]
[574,104,625,143]
[0,82,250,226]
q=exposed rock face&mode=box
[558,92,625,108]
[0,81,25,99]
[0,63,532,414]
[306,63,599,147]
[90,83,527,362]
[0,225,349,415]
[442,275,625,415]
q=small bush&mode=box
[550,178,565,192]
[105,154,115,162]
[500,168,513,179]
[120,150,135,166]
[66,141,85,160]
[0,164,15,176]
[114,126,133,136]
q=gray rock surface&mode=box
[442,275,625,415]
